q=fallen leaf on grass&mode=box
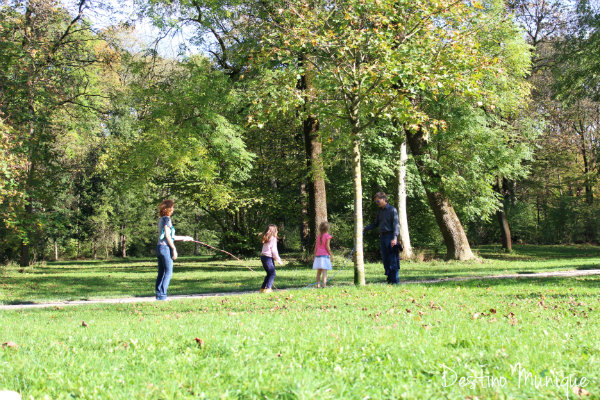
[1,342,18,348]
[422,324,431,330]
[573,386,590,396]
[81,321,88,327]
[489,308,496,314]
[472,313,481,320]
[194,338,204,347]
[489,318,497,323]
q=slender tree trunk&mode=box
[20,56,36,267]
[299,182,310,251]
[92,239,97,260]
[494,177,512,251]
[54,239,58,261]
[194,214,199,256]
[395,138,413,260]
[119,227,126,258]
[351,117,365,285]
[406,128,476,260]
[19,201,33,267]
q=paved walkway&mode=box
[2,269,599,311]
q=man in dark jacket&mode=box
[364,192,401,284]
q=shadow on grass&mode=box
[475,244,600,260]
[429,275,600,290]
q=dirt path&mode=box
[2,268,599,311]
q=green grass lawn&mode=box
[1,244,600,305]
[0,276,598,399]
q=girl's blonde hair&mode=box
[261,224,279,244]
[158,200,174,217]
[317,221,330,244]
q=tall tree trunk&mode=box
[299,182,310,251]
[351,116,366,285]
[494,177,512,251]
[54,239,58,261]
[194,214,200,256]
[406,128,476,260]
[395,138,413,260]
[303,115,328,244]
[496,208,512,251]
[19,199,33,267]
[298,54,328,245]
[119,227,126,258]
[576,120,593,205]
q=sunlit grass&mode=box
[0,276,598,399]
[1,245,600,305]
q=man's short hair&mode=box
[374,192,387,201]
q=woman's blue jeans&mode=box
[156,245,173,300]
[260,256,276,289]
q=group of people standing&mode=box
[155,191,402,300]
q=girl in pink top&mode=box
[259,224,283,293]
[313,221,333,288]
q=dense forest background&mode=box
[1,0,599,267]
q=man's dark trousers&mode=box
[379,233,400,284]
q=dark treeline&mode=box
[1,0,599,276]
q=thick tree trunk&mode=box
[351,123,365,285]
[298,54,328,245]
[303,115,328,244]
[395,138,413,260]
[496,208,512,251]
[406,128,476,260]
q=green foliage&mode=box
[106,55,254,208]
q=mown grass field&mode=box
[1,244,600,305]
[0,245,599,399]
[1,276,598,399]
